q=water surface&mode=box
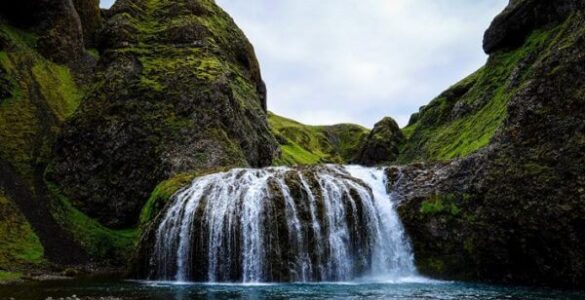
[1,278,582,300]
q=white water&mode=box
[150,165,420,283]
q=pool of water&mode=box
[0,277,582,300]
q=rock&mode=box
[483,0,585,54]
[395,1,585,288]
[72,0,102,48]
[50,0,278,228]
[354,117,404,166]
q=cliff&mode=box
[391,0,585,288]
[0,0,278,277]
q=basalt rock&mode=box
[354,117,404,166]
[50,0,278,228]
[396,2,585,288]
[483,0,585,54]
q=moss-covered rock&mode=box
[354,116,404,166]
[0,193,44,273]
[395,3,585,288]
[50,0,278,229]
[269,112,369,165]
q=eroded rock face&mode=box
[50,0,278,228]
[354,117,404,166]
[0,0,86,64]
[395,2,585,288]
[72,0,102,48]
[483,0,585,54]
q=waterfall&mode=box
[147,165,417,283]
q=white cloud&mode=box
[99,0,508,128]
[217,0,508,127]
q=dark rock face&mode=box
[355,117,404,166]
[396,3,585,288]
[483,0,585,54]
[50,0,278,228]
[72,0,102,48]
[0,0,86,64]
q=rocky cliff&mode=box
[391,0,585,288]
[0,0,278,277]
[48,0,278,228]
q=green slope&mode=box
[269,112,369,165]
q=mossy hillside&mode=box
[398,10,585,287]
[269,112,369,165]
[45,179,137,261]
[0,24,83,184]
[0,193,44,273]
[399,24,561,163]
[51,0,278,228]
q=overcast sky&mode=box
[100,0,508,128]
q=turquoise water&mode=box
[0,278,582,300]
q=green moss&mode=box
[0,194,44,270]
[0,271,22,282]
[45,180,138,260]
[0,24,83,183]
[269,112,369,165]
[420,194,461,216]
[140,173,197,225]
[399,25,562,163]
[419,257,445,274]
[87,48,100,60]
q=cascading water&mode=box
[146,165,418,283]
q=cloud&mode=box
[217,0,508,127]
[99,0,508,128]
[100,0,115,8]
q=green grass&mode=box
[0,194,44,270]
[269,112,369,165]
[140,173,197,226]
[0,271,22,282]
[0,24,83,183]
[399,25,561,163]
[45,180,138,261]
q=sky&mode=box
[100,0,508,128]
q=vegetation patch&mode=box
[399,26,560,163]
[45,180,137,261]
[0,194,44,271]
[269,112,369,165]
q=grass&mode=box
[0,24,83,183]
[0,194,44,270]
[0,271,22,282]
[140,173,197,226]
[46,180,138,261]
[399,25,561,163]
[269,112,369,165]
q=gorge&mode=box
[0,0,583,298]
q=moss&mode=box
[87,48,100,60]
[0,271,22,282]
[420,194,461,216]
[0,194,44,270]
[399,25,562,163]
[139,173,197,225]
[269,112,369,165]
[45,180,138,261]
[419,257,445,274]
[0,24,83,183]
